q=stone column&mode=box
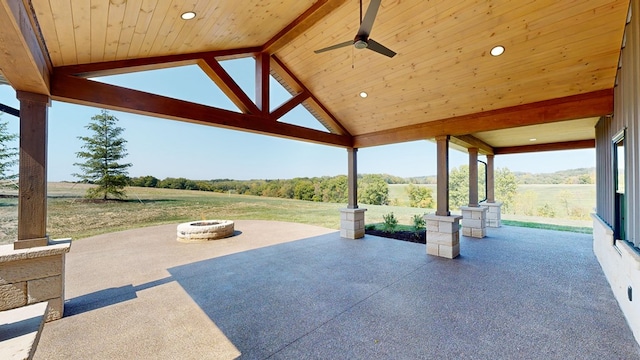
[426,136,462,258]
[16,91,49,250]
[341,148,366,239]
[480,154,502,227]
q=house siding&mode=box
[596,0,640,250]
[594,0,640,346]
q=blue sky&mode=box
[0,58,595,181]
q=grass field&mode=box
[389,183,595,219]
[0,182,595,245]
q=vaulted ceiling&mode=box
[0,0,629,154]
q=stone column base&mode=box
[461,206,488,238]
[425,214,462,259]
[480,201,503,228]
[0,239,72,321]
[340,208,366,239]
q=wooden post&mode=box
[468,147,479,207]
[255,53,270,116]
[435,135,450,216]
[15,91,50,249]
[487,154,495,203]
[347,148,358,209]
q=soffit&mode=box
[475,117,600,148]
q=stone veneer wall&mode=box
[0,239,71,322]
[480,201,502,228]
[592,215,640,346]
[340,208,366,239]
[425,214,462,259]
[461,206,487,238]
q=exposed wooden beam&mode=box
[50,73,352,148]
[0,0,50,94]
[353,89,613,148]
[450,135,494,155]
[0,102,19,117]
[256,53,270,115]
[494,139,595,155]
[262,0,348,53]
[270,91,311,121]
[198,57,260,115]
[54,47,263,78]
[270,55,351,136]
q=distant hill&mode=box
[404,167,595,185]
[513,168,595,184]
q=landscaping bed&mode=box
[365,228,426,244]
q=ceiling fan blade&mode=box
[357,0,382,37]
[314,40,353,54]
[367,39,396,58]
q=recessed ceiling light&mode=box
[359,91,368,98]
[181,11,196,20]
[529,138,537,142]
[490,45,505,56]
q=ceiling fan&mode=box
[314,0,396,58]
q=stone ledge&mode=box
[0,239,71,263]
[424,214,463,222]
[0,301,48,360]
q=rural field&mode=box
[389,183,595,220]
[0,182,594,245]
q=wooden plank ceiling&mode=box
[0,0,630,153]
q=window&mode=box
[613,129,626,242]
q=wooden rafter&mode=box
[54,48,263,78]
[494,139,595,155]
[198,57,260,115]
[50,72,352,147]
[353,89,614,148]
[262,0,349,53]
[270,91,311,121]
[0,0,50,94]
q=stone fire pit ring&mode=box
[177,220,235,243]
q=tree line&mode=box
[129,174,393,205]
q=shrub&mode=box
[412,214,426,231]
[382,212,398,233]
[412,214,426,237]
[537,203,556,218]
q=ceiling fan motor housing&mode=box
[354,35,369,49]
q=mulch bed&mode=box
[365,229,426,244]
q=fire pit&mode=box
[176,220,235,243]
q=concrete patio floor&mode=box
[33,220,640,359]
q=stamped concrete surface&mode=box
[34,221,640,359]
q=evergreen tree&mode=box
[0,116,18,181]
[74,110,132,200]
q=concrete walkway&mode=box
[34,220,640,359]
